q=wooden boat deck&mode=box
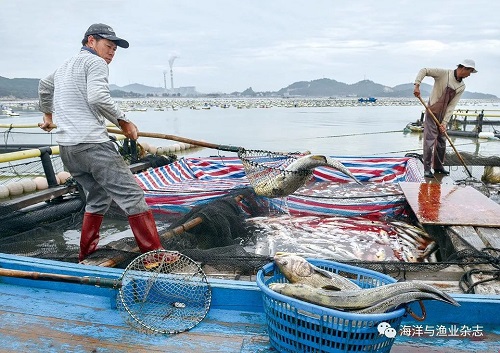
[0,254,499,353]
[399,182,500,227]
[400,179,500,296]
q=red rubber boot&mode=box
[79,212,104,262]
[128,210,163,253]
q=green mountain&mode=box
[0,77,40,99]
[0,76,497,99]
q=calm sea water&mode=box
[2,98,500,159]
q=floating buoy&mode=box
[482,166,500,183]
[140,142,150,152]
[478,131,495,139]
[33,176,49,190]
[20,179,37,193]
[156,146,165,155]
[0,185,9,198]
[149,145,158,154]
[7,182,24,196]
[173,144,181,151]
[57,171,71,184]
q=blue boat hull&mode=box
[0,253,498,352]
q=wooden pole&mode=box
[417,96,473,178]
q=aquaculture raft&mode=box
[257,259,406,353]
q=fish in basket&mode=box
[256,253,459,353]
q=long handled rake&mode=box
[0,250,211,334]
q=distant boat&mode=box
[358,97,377,103]
[1,106,20,116]
[404,121,424,133]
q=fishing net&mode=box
[1,188,496,279]
[117,250,211,334]
[1,142,499,286]
[237,149,315,198]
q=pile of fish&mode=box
[246,215,439,263]
[269,254,459,314]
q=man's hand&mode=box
[413,84,420,98]
[439,123,447,134]
[38,113,55,132]
[118,119,139,140]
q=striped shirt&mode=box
[38,48,127,146]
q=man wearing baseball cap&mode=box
[83,23,130,49]
[38,23,164,262]
[413,59,477,178]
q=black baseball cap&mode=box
[84,23,129,48]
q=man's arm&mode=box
[38,73,55,114]
[413,68,448,98]
[38,73,56,132]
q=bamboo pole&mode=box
[417,96,473,178]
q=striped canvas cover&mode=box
[135,156,422,217]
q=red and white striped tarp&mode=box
[135,156,422,217]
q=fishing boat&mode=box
[1,127,499,351]
[358,97,377,103]
[405,109,500,138]
[0,252,498,352]
[404,121,424,133]
[1,106,20,116]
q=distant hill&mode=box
[1,75,497,100]
[0,76,40,99]
[275,79,496,99]
[109,83,165,95]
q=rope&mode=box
[456,247,500,294]
[305,130,403,140]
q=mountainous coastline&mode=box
[0,76,497,100]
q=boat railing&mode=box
[413,109,500,138]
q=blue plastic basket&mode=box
[256,259,406,353]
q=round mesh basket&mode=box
[256,259,406,353]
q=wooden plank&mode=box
[0,185,77,212]
[449,226,487,251]
[0,283,270,353]
[476,227,500,248]
[0,161,151,214]
[446,227,500,295]
[399,182,500,227]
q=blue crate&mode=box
[256,259,406,353]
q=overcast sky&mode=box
[2,1,499,96]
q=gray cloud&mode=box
[1,0,499,95]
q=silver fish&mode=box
[252,155,361,198]
[354,291,459,314]
[268,280,458,311]
[273,253,360,291]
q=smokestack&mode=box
[168,56,178,91]
[170,68,174,90]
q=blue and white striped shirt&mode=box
[38,48,127,146]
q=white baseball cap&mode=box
[458,59,477,73]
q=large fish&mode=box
[253,155,361,198]
[273,253,360,291]
[269,280,459,311]
[353,291,459,314]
